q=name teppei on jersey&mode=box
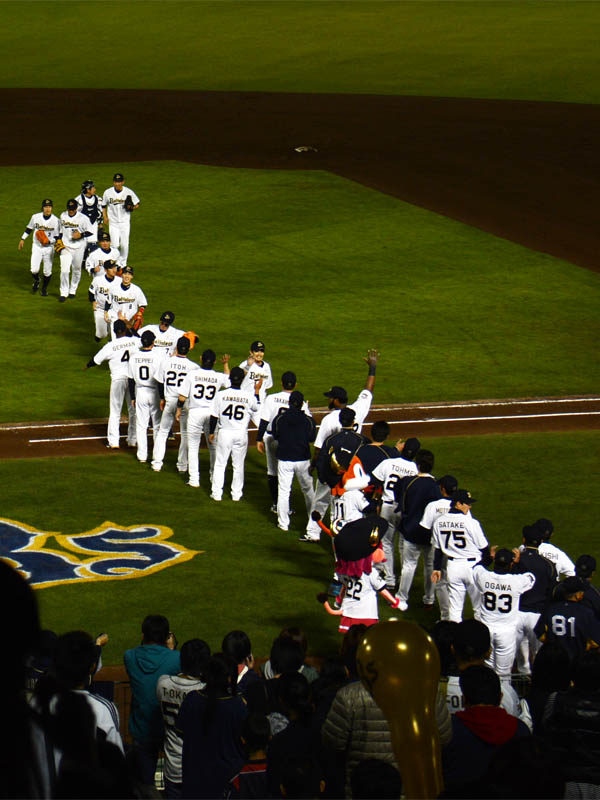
[0,518,199,589]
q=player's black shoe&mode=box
[59,296,67,303]
[68,293,76,298]
[32,277,40,293]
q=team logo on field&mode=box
[0,518,199,589]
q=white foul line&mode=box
[387,411,600,425]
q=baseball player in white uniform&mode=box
[176,349,231,488]
[106,265,147,336]
[151,338,197,473]
[371,437,419,588]
[139,311,184,352]
[304,350,378,540]
[84,319,139,449]
[102,173,139,267]
[419,475,459,620]
[18,199,61,296]
[77,180,103,245]
[431,490,490,622]
[128,331,165,462]
[472,549,535,681]
[89,259,121,342]
[535,518,576,577]
[85,231,121,279]
[209,367,259,502]
[58,198,94,301]
[239,340,273,426]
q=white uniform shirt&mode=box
[211,387,258,432]
[156,674,205,782]
[472,566,536,626]
[91,274,121,309]
[74,690,124,753]
[239,358,273,403]
[420,498,453,530]
[93,336,139,379]
[432,511,488,560]
[59,211,93,248]
[86,245,121,276]
[128,348,165,388]
[372,456,418,504]
[154,355,197,400]
[331,489,369,531]
[315,389,373,448]
[138,323,185,351]
[539,542,576,577]
[24,212,60,247]
[341,569,385,620]
[179,368,230,410]
[260,389,310,432]
[102,186,140,224]
[107,281,148,317]
[445,675,527,722]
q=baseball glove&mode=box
[129,308,145,331]
[54,238,65,254]
[35,230,50,246]
[124,195,135,213]
[183,331,199,349]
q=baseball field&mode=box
[1,1,599,663]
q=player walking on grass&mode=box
[139,311,184,352]
[239,340,273,426]
[177,349,231,488]
[18,199,60,296]
[58,198,94,301]
[89,260,120,342]
[209,367,259,502]
[128,331,165,463]
[102,173,140,267]
[85,231,121,280]
[85,319,139,449]
[106,265,147,335]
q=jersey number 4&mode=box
[222,403,245,421]
[120,351,130,362]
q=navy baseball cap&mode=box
[121,266,134,275]
[176,337,190,355]
[438,474,458,493]
[113,320,127,335]
[576,555,596,579]
[522,524,543,546]
[282,371,296,389]
[250,340,265,352]
[562,576,585,595]
[98,231,111,242]
[289,390,304,409]
[113,173,124,181]
[453,489,477,505]
[160,311,175,324]
[324,386,348,402]
[66,198,78,211]
[103,260,118,270]
[141,330,155,347]
[494,549,515,571]
[41,198,53,208]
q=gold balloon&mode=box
[356,620,443,799]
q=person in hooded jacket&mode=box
[124,614,181,787]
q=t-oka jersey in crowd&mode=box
[138,324,185,352]
[86,245,121,276]
[371,454,418,505]
[22,212,61,246]
[77,193,102,226]
[59,210,93,248]
[90,272,121,310]
[93,336,139,379]
[432,509,488,561]
[260,389,310,433]
[128,347,165,390]
[153,354,197,400]
[472,565,536,627]
[315,389,373,449]
[156,673,205,786]
[179,368,230,411]
[211,387,258,432]
[102,186,140,225]
[107,281,147,318]
[239,357,273,404]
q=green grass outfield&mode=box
[5,161,598,423]
[2,430,598,664]
[3,1,600,103]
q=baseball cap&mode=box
[176,337,191,355]
[202,349,216,366]
[562,576,585,596]
[113,173,124,181]
[141,330,155,347]
[113,319,127,335]
[438,474,458,493]
[250,340,265,352]
[229,366,245,386]
[324,386,348,403]
[160,311,175,324]
[339,407,356,428]
[282,371,296,389]
[121,266,134,275]
[402,437,421,460]
[576,555,596,579]
[289,390,304,409]
[98,231,111,242]
[103,260,118,270]
[452,489,477,505]
[494,548,515,571]
[522,524,543,546]
[41,198,53,208]
[66,198,78,211]
[534,518,554,539]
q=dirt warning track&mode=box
[1,396,598,460]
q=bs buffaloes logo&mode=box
[0,518,199,589]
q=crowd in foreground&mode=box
[4,553,600,800]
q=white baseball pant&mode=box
[305,480,331,538]
[60,246,86,297]
[446,558,480,622]
[398,541,435,606]
[515,610,541,675]
[109,222,131,266]
[380,502,403,585]
[94,308,109,339]
[264,433,278,477]
[211,429,249,501]
[134,387,161,462]
[277,459,315,531]
[186,408,214,486]
[152,398,188,471]
[31,245,54,277]
[485,624,519,681]
[435,570,451,620]
[108,378,136,448]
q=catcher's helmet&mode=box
[81,180,95,193]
